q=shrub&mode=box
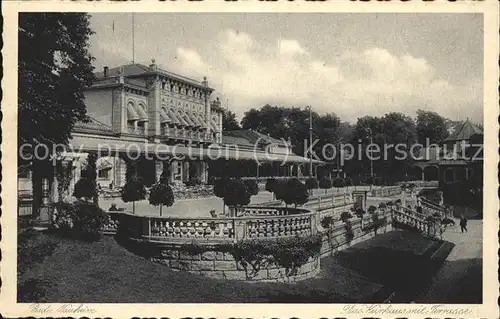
[244,179,259,196]
[282,178,309,208]
[72,202,107,242]
[379,202,387,209]
[52,202,76,233]
[320,216,334,229]
[344,177,353,189]
[332,177,345,188]
[319,178,332,194]
[213,178,228,214]
[305,177,319,193]
[52,201,107,242]
[149,182,175,216]
[340,211,352,223]
[373,176,382,186]
[368,205,377,214]
[121,177,147,214]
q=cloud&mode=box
[100,28,482,123]
[278,39,309,56]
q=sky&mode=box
[89,13,483,124]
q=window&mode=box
[98,169,110,179]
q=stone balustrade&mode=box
[418,197,446,217]
[370,186,403,197]
[106,206,316,244]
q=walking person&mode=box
[459,215,468,233]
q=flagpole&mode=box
[132,13,135,64]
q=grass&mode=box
[18,230,453,303]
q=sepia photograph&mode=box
[8,5,496,314]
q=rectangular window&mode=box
[98,169,109,179]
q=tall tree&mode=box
[222,109,241,131]
[19,13,95,147]
[416,109,449,144]
[18,13,95,216]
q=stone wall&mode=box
[150,246,320,282]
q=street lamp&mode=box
[306,105,313,177]
[365,127,374,182]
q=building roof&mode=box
[74,117,115,134]
[94,63,212,90]
[223,130,287,147]
[443,119,483,142]
[221,135,254,148]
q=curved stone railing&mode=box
[103,206,320,282]
[104,206,316,243]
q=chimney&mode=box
[103,66,109,77]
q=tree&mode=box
[149,182,175,216]
[121,177,147,214]
[319,178,332,194]
[416,110,449,144]
[305,177,318,195]
[222,109,241,131]
[19,13,95,217]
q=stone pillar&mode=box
[170,161,177,183]
[352,190,368,212]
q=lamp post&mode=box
[306,105,313,177]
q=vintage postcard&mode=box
[1,0,499,318]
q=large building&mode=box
[18,61,321,219]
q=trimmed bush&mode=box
[265,178,276,192]
[121,177,147,214]
[224,178,251,208]
[332,177,345,188]
[305,177,319,194]
[244,179,259,196]
[320,216,334,229]
[368,205,377,214]
[149,182,175,216]
[319,178,332,194]
[282,178,309,208]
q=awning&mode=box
[127,104,139,121]
[196,114,209,129]
[135,105,149,122]
[183,114,195,127]
[160,109,171,123]
[167,110,181,125]
[210,119,219,132]
[69,134,324,164]
[188,113,202,127]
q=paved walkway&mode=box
[417,218,483,303]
